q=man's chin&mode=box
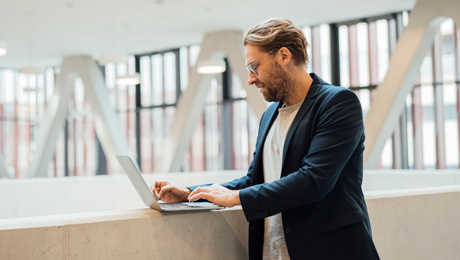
[261,94,277,103]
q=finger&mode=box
[154,180,168,188]
[159,185,177,197]
[153,187,161,200]
[188,192,211,202]
[188,187,202,198]
[151,183,161,196]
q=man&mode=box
[151,18,380,260]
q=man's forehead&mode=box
[245,44,265,65]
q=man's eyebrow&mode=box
[246,60,254,67]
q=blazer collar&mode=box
[254,73,324,179]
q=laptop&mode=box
[116,155,225,212]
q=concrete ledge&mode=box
[367,187,460,260]
[365,185,460,199]
[2,186,460,259]
[0,207,248,260]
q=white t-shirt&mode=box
[262,101,303,260]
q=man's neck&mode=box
[283,70,313,107]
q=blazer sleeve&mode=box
[239,89,364,222]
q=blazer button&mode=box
[285,227,291,234]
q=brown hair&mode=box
[243,18,309,68]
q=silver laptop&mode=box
[116,155,224,212]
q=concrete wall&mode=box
[1,186,459,260]
[0,208,249,260]
[367,187,460,260]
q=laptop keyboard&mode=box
[160,203,204,209]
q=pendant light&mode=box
[0,41,6,56]
[196,59,226,74]
[115,72,141,85]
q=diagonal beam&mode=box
[27,56,133,177]
[154,30,267,173]
[364,0,460,168]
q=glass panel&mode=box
[152,108,164,167]
[152,54,163,105]
[381,137,393,169]
[406,93,414,168]
[443,83,458,167]
[233,100,249,170]
[164,52,177,104]
[180,47,189,92]
[140,56,152,107]
[441,19,455,82]
[204,102,219,171]
[356,22,369,87]
[319,24,331,82]
[421,84,436,168]
[190,115,205,171]
[45,68,54,102]
[140,109,153,173]
[116,62,128,111]
[339,25,350,88]
[376,20,390,83]
[105,63,117,108]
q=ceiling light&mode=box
[0,41,6,56]
[18,67,44,74]
[196,59,226,74]
[98,53,128,65]
[23,87,43,92]
[116,73,141,85]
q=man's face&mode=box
[245,44,294,103]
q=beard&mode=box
[256,61,295,103]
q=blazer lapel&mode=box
[281,74,323,173]
[252,101,283,184]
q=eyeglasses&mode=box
[246,48,279,76]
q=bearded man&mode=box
[151,18,380,260]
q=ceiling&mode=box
[0,0,416,69]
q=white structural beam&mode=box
[154,30,267,173]
[27,55,133,177]
[364,0,460,169]
[0,154,10,179]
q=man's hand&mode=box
[150,180,191,203]
[188,184,241,208]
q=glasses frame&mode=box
[246,48,279,76]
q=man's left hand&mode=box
[188,184,241,208]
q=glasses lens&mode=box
[248,65,258,76]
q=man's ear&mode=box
[278,47,292,66]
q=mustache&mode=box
[255,82,266,88]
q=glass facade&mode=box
[1,12,459,177]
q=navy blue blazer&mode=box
[190,74,379,260]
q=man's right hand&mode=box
[150,180,191,203]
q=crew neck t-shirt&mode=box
[262,101,303,260]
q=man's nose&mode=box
[247,72,257,85]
